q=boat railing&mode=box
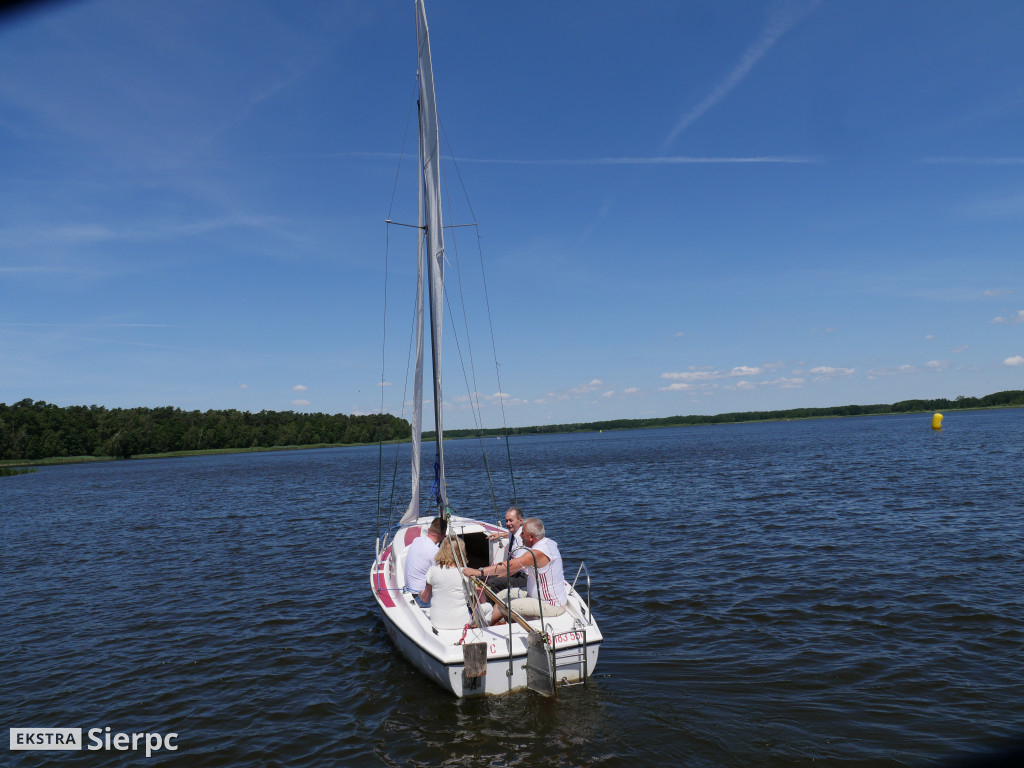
[375,522,405,559]
[570,562,594,626]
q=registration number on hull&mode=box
[552,631,584,645]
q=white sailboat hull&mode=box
[370,516,603,697]
[371,1,602,698]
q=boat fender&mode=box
[463,642,488,678]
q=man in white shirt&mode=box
[464,517,566,623]
[404,517,446,607]
[485,505,527,592]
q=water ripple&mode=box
[3,414,1024,766]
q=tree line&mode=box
[436,389,1024,439]
[5,389,1021,462]
[0,400,410,461]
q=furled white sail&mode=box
[402,170,426,524]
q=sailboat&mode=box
[369,0,602,698]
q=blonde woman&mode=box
[419,537,483,630]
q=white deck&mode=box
[370,515,602,697]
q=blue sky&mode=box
[1,0,1022,429]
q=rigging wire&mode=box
[440,122,518,506]
[442,280,501,521]
[433,148,506,519]
[379,74,420,535]
[438,144,502,521]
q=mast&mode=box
[415,0,447,513]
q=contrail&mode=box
[452,155,819,165]
[304,151,819,165]
[920,157,1024,165]
[662,0,820,151]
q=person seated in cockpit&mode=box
[483,505,528,593]
[419,536,490,629]
[463,517,566,624]
[404,517,446,607]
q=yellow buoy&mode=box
[931,413,943,430]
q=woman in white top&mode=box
[420,536,489,630]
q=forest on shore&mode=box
[3,389,1022,463]
[0,400,409,462]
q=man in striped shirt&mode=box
[464,517,567,623]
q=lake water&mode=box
[4,409,1024,766]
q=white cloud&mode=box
[239,384,249,389]
[952,345,969,354]
[809,366,854,377]
[661,366,762,383]
[452,390,528,407]
[542,379,606,402]
[766,377,805,389]
[774,378,806,391]
[867,364,919,379]
[730,377,805,390]
[489,391,528,406]
[292,399,311,406]
[378,380,392,387]
[660,364,807,392]
[729,365,763,377]
[659,370,716,382]
[1004,356,1024,366]
[984,289,1012,297]
[661,369,719,382]
[991,310,1024,324]
[292,384,308,391]
[864,361,954,378]
[623,387,640,395]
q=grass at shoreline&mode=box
[0,467,38,476]
[0,440,399,469]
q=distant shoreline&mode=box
[3,390,1022,470]
[430,392,1024,440]
[4,404,1016,471]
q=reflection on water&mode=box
[3,410,1024,766]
